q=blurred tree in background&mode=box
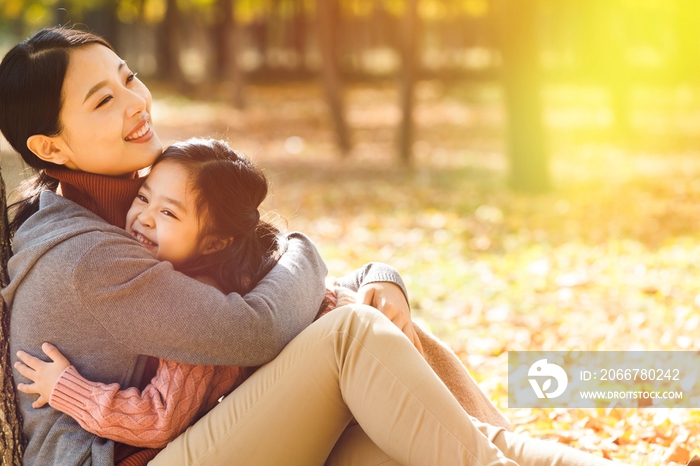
[496,0,549,192]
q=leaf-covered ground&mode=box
[5,80,700,465]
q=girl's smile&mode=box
[125,161,204,268]
[131,230,158,249]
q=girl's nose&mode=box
[137,208,154,228]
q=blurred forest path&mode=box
[5,80,700,464]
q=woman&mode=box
[0,27,616,465]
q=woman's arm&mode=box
[335,262,408,298]
[73,232,327,367]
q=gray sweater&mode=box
[3,192,406,466]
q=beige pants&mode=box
[149,305,615,466]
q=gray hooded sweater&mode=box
[3,192,406,466]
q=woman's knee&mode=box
[323,304,391,331]
[308,304,399,346]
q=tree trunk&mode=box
[497,0,551,193]
[316,0,351,155]
[0,164,24,465]
[398,0,419,166]
[157,0,183,82]
[212,0,246,108]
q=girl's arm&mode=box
[15,344,247,449]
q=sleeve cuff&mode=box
[50,365,97,415]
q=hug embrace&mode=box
[0,26,620,465]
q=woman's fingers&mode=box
[357,285,375,307]
[358,282,423,353]
[402,322,424,356]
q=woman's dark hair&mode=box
[156,138,283,295]
[0,27,112,236]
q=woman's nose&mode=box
[125,88,148,118]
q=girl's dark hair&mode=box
[0,27,112,236]
[156,138,283,295]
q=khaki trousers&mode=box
[149,305,615,466]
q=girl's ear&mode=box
[201,235,234,255]
[26,135,69,165]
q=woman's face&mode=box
[54,44,162,175]
[125,161,203,268]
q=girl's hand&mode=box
[357,282,424,355]
[15,343,71,408]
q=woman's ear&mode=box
[201,235,234,255]
[26,135,68,165]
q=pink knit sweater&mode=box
[50,360,254,448]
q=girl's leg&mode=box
[149,305,613,466]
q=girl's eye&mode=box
[96,95,113,109]
[126,72,138,84]
[137,194,148,203]
[162,210,177,219]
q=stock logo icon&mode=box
[528,359,568,399]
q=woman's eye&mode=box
[126,72,138,84]
[96,95,112,108]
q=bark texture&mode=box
[0,164,24,465]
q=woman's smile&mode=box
[53,44,163,175]
[124,118,153,142]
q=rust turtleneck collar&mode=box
[45,168,145,229]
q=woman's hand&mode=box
[357,282,424,355]
[15,343,71,408]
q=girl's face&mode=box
[125,161,204,267]
[52,44,162,175]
